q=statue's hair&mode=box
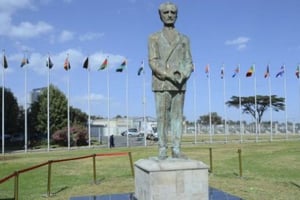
[158,2,178,13]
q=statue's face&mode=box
[160,4,177,26]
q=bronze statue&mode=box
[148,2,193,159]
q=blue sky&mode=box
[1,0,300,123]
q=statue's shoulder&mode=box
[178,32,190,42]
[149,31,162,41]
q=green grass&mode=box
[0,140,299,200]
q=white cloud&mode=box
[79,32,104,41]
[58,30,75,42]
[0,0,35,14]
[11,21,53,38]
[225,36,250,50]
[0,0,53,39]
[90,93,106,101]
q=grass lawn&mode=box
[0,140,299,200]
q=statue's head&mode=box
[158,2,178,27]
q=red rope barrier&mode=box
[51,154,93,163]
[95,152,129,157]
[18,161,49,174]
[0,152,131,185]
[0,173,16,184]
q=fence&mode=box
[183,123,300,144]
[0,152,134,200]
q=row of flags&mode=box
[207,64,300,79]
[2,53,299,78]
[2,54,145,76]
[244,65,287,78]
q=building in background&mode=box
[30,87,46,104]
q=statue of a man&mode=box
[148,2,193,159]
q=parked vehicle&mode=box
[10,134,24,143]
[121,128,141,137]
[146,128,158,141]
[0,134,12,143]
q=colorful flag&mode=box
[232,66,239,78]
[275,66,284,78]
[83,57,89,69]
[221,67,224,79]
[205,64,209,77]
[137,61,144,76]
[205,64,209,73]
[2,55,8,69]
[264,65,270,78]
[46,56,53,69]
[64,57,71,71]
[246,65,254,77]
[116,60,126,72]
[20,57,29,67]
[99,58,108,70]
[296,65,299,79]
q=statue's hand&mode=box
[155,72,166,80]
[173,71,183,84]
[153,68,168,80]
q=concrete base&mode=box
[134,158,209,200]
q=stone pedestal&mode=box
[134,158,208,200]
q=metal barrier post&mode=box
[209,147,213,173]
[14,171,19,200]
[93,154,96,184]
[47,160,52,197]
[128,152,134,177]
[237,148,243,177]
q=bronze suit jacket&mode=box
[148,29,193,92]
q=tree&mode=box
[0,87,20,135]
[198,112,222,125]
[16,106,25,133]
[70,107,88,126]
[29,85,68,136]
[29,85,89,140]
[226,95,285,123]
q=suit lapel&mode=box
[162,31,181,64]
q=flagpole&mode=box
[222,64,228,143]
[126,64,129,147]
[47,59,50,152]
[107,62,110,148]
[67,60,70,150]
[193,63,197,144]
[87,60,91,148]
[232,66,241,142]
[141,61,147,147]
[238,64,242,143]
[268,65,273,141]
[283,65,288,139]
[1,50,5,155]
[254,64,258,142]
[298,70,300,131]
[24,55,28,153]
[126,61,129,147]
[207,65,212,143]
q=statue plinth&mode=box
[134,158,209,200]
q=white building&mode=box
[90,116,157,137]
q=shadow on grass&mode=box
[52,186,69,195]
[0,198,14,200]
[290,181,300,188]
[92,177,105,185]
[41,186,69,197]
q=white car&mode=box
[121,128,141,137]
